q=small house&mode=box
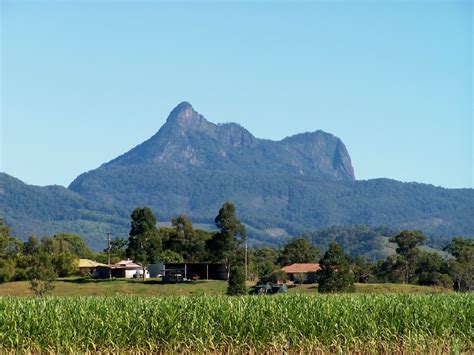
[280,263,321,284]
[94,259,149,279]
[114,259,148,278]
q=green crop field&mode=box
[0,294,472,353]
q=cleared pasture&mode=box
[0,278,450,297]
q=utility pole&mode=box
[106,232,112,266]
[405,259,409,284]
[106,232,112,279]
[244,237,248,281]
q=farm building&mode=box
[162,263,227,282]
[280,263,321,283]
[77,259,107,276]
[95,259,150,279]
[147,262,165,278]
[93,261,225,281]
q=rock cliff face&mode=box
[75,101,355,180]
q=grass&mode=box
[0,293,472,353]
[0,278,228,297]
[0,278,452,296]
[0,278,451,297]
[287,282,452,294]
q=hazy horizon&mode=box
[1,1,472,188]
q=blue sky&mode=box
[1,0,472,188]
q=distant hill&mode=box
[1,102,473,251]
[0,173,128,249]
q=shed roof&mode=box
[78,259,107,268]
[281,263,321,273]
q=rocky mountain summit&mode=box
[88,102,355,180]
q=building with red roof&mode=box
[280,263,321,284]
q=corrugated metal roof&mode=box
[280,263,321,273]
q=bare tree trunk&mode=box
[224,257,231,280]
[405,260,409,284]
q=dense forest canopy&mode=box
[1,172,473,251]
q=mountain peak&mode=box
[164,101,217,133]
[167,101,199,123]
[103,102,355,180]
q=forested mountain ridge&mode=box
[1,102,473,250]
[0,173,129,249]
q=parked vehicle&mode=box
[251,283,288,295]
[162,271,184,283]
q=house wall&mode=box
[94,267,149,279]
[288,272,317,284]
[124,269,150,278]
[131,269,150,279]
[148,263,165,278]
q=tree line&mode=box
[1,201,473,295]
[0,220,93,295]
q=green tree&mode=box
[0,218,22,282]
[172,215,193,238]
[13,254,30,281]
[23,236,40,255]
[413,251,451,287]
[374,255,406,283]
[190,229,214,262]
[249,247,280,280]
[126,207,162,280]
[278,238,321,266]
[389,230,426,284]
[0,217,10,239]
[102,237,128,263]
[40,233,93,258]
[28,235,82,277]
[390,230,426,256]
[351,256,374,283]
[227,264,247,295]
[318,242,354,293]
[444,237,474,261]
[160,249,185,263]
[0,222,22,260]
[165,215,208,262]
[55,234,93,258]
[206,202,246,280]
[0,259,16,283]
[28,253,56,296]
[444,237,474,291]
[52,253,79,277]
[166,215,191,255]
